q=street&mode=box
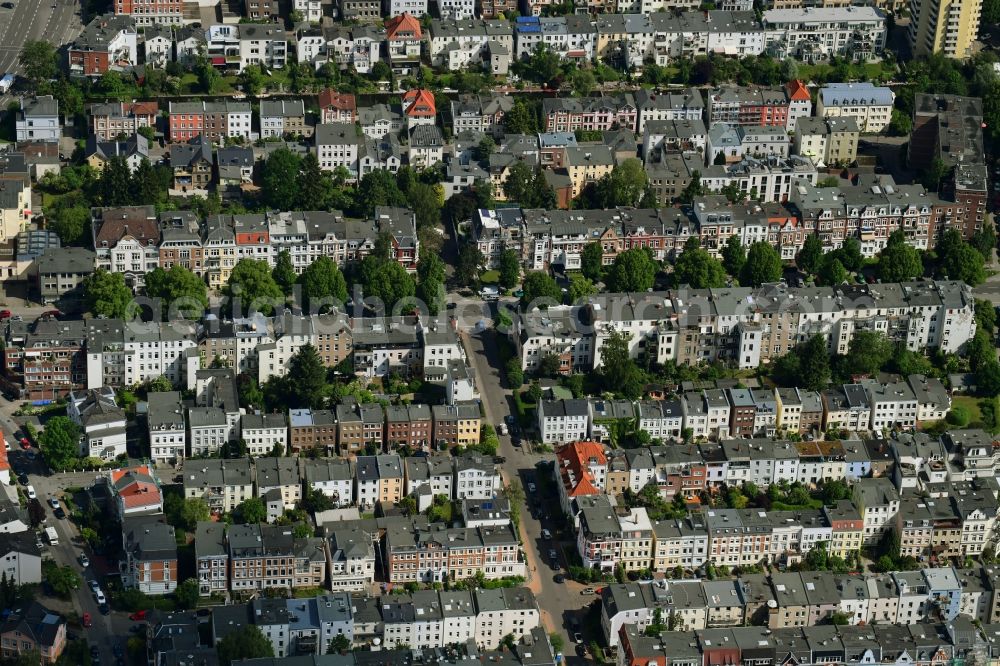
[460,325,596,665]
[0,0,83,104]
[3,415,132,666]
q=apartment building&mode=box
[183,458,254,514]
[228,524,327,592]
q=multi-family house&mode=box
[327,526,376,591]
[67,386,127,461]
[302,457,354,507]
[260,100,309,139]
[318,90,357,124]
[69,15,138,76]
[122,516,178,595]
[228,523,327,592]
[147,392,185,463]
[432,402,482,448]
[195,521,228,596]
[87,101,158,140]
[256,456,302,513]
[355,454,403,509]
[91,205,161,288]
[242,413,289,456]
[183,458,254,514]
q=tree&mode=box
[600,330,645,400]
[970,223,997,261]
[225,259,285,316]
[968,329,994,372]
[877,231,923,282]
[39,416,81,472]
[977,298,998,335]
[41,561,80,599]
[817,255,848,286]
[130,159,163,205]
[19,40,58,86]
[354,170,407,217]
[774,335,830,391]
[298,256,348,311]
[84,269,134,319]
[498,249,521,289]
[180,498,210,531]
[502,160,534,204]
[144,265,209,317]
[947,404,971,426]
[504,99,539,135]
[47,200,90,246]
[239,64,266,96]
[977,359,1000,397]
[174,578,200,610]
[936,229,987,286]
[287,344,328,409]
[567,273,596,302]
[416,254,445,314]
[217,625,274,666]
[570,68,596,96]
[235,497,266,524]
[797,234,824,275]
[607,247,657,293]
[505,358,524,388]
[360,258,415,310]
[455,245,484,287]
[920,157,948,192]
[839,237,864,272]
[844,331,894,377]
[262,148,301,210]
[581,242,604,282]
[327,635,351,655]
[722,235,746,278]
[673,237,727,288]
[548,633,565,655]
[197,56,221,93]
[98,156,132,206]
[740,242,783,287]
[272,250,297,297]
[408,182,443,230]
[521,271,562,306]
[595,159,649,208]
[297,152,334,210]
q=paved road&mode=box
[460,325,595,665]
[0,0,83,103]
[0,402,132,666]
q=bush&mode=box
[946,405,971,426]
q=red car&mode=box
[41,310,61,319]
[82,613,92,628]
[129,610,148,621]
[19,438,30,449]
[0,310,10,320]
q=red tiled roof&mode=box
[402,89,436,118]
[94,207,160,247]
[318,89,356,111]
[386,13,422,39]
[557,441,606,499]
[787,79,810,101]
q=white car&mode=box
[49,498,60,510]
[25,485,35,500]
[94,589,106,605]
[527,483,536,493]
[88,580,100,593]
[541,529,552,540]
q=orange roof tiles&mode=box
[402,89,436,118]
[557,441,606,498]
[318,90,356,112]
[386,13,421,39]
[787,79,811,101]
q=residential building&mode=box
[121,516,178,595]
[16,96,60,143]
[432,402,482,448]
[0,603,66,663]
[69,15,138,76]
[816,83,895,133]
[183,458,254,514]
[67,386,127,460]
[242,413,289,456]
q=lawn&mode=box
[480,270,500,284]
[951,395,984,423]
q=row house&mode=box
[428,20,514,72]
[385,522,524,583]
[87,101,157,141]
[762,6,887,63]
[228,523,327,592]
[85,319,198,390]
[2,318,91,400]
[167,100,253,143]
[542,95,638,133]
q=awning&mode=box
[211,56,225,65]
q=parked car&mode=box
[79,554,90,568]
[16,474,27,486]
[82,613,92,628]
[94,590,106,605]
[25,485,35,500]
[541,529,552,540]
[574,632,583,643]
[54,507,65,519]
[581,588,594,595]
[88,579,99,593]
[554,574,565,583]
[0,310,11,319]
[548,549,558,561]
[527,483,536,493]
[49,498,60,509]
[129,610,148,621]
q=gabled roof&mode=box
[386,13,422,39]
[0,602,64,649]
[556,441,606,499]
[402,89,436,119]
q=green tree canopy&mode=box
[504,99,540,134]
[796,234,824,275]
[607,247,657,293]
[673,237,727,288]
[144,265,209,318]
[225,259,285,316]
[19,40,58,86]
[521,271,562,306]
[217,625,274,666]
[454,245,484,287]
[287,344,328,409]
[416,254,446,314]
[843,330,894,377]
[721,235,746,278]
[936,229,987,286]
[498,250,521,289]
[354,170,407,217]
[359,257,416,310]
[600,330,645,400]
[581,242,604,282]
[740,242,783,287]
[272,249,297,297]
[39,416,81,472]
[877,231,923,282]
[235,497,267,524]
[84,269,135,319]
[261,148,301,211]
[772,335,830,390]
[298,256,348,312]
